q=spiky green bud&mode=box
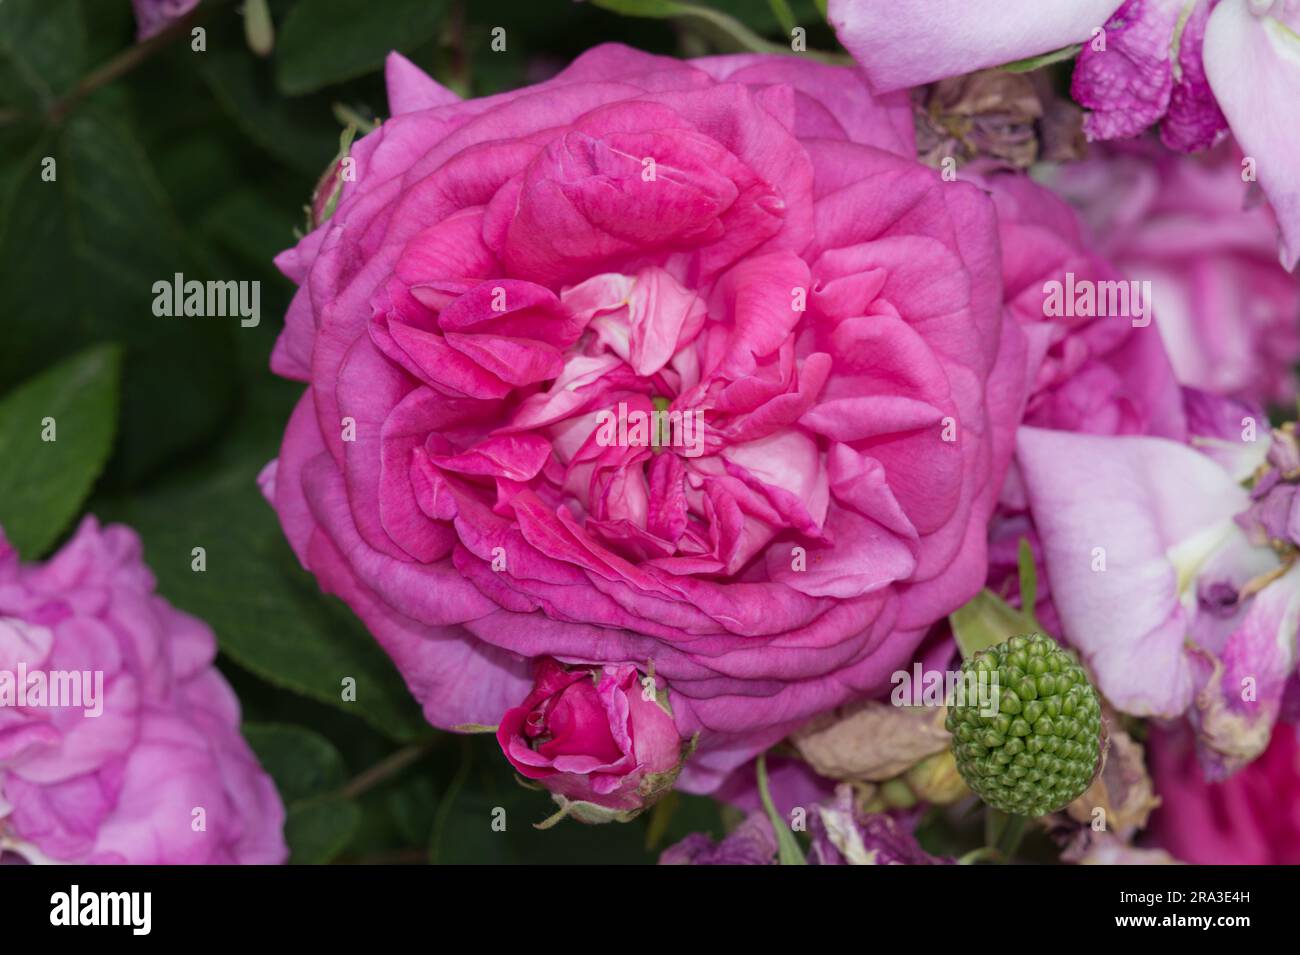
[946,633,1102,817]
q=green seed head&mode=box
[946,633,1103,818]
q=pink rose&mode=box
[0,518,286,864]
[1148,720,1300,864]
[264,46,1026,790]
[1047,141,1300,406]
[497,658,683,822]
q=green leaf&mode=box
[276,0,447,95]
[195,16,340,177]
[0,94,239,486]
[285,796,361,864]
[384,774,439,847]
[0,0,86,111]
[1000,43,1082,73]
[198,186,305,271]
[244,722,349,804]
[949,589,1036,661]
[97,450,430,741]
[1017,537,1040,626]
[767,0,798,36]
[588,0,691,14]
[757,752,806,865]
[590,0,781,52]
[0,345,120,558]
[590,0,846,61]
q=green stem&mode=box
[337,736,439,801]
[756,752,807,865]
[996,813,1029,863]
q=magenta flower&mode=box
[131,0,199,40]
[0,519,286,864]
[1071,0,1226,151]
[1149,720,1300,863]
[263,47,1025,790]
[829,0,1300,268]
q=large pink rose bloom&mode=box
[264,46,1025,789]
[1047,141,1300,406]
[1148,721,1300,864]
[0,519,286,864]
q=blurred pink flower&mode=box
[967,163,1185,440]
[1149,720,1300,864]
[973,163,1186,637]
[0,518,286,864]
[1017,424,1298,778]
[131,0,198,40]
[1048,141,1300,406]
[829,0,1300,268]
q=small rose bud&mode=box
[496,658,688,824]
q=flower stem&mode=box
[757,752,807,865]
[996,813,1029,863]
[338,736,440,801]
[45,2,218,125]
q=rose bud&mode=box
[496,658,688,824]
[131,0,198,40]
